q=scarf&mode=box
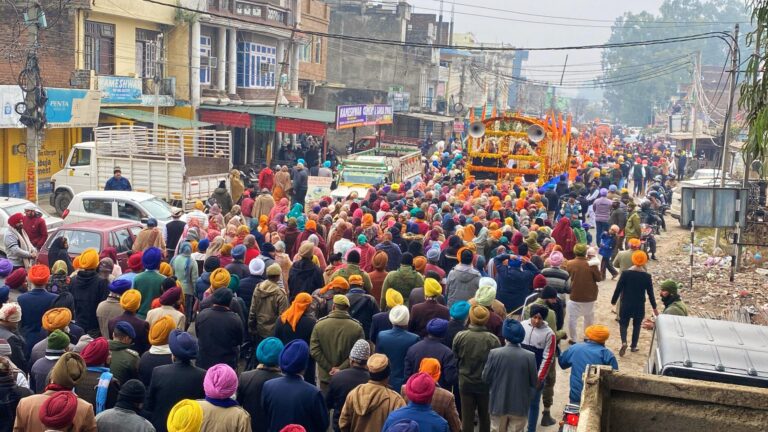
[12,228,35,268]
[149,345,172,355]
[205,397,239,408]
[87,366,112,414]
[280,293,312,331]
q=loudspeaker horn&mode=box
[468,121,486,138]
[527,124,546,143]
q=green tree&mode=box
[602,0,749,125]
[739,1,768,173]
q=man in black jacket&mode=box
[70,250,110,337]
[144,330,205,432]
[237,337,284,432]
[194,289,243,370]
[165,210,186,259]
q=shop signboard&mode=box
[98,76,143,104]
[336,104,393,129]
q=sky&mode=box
[409,0,667,97]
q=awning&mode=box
[667,132,715,140]
[201,105,336,124]
[101,108,212,129]
[396,112,455,123]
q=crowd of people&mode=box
[0,136,691,432]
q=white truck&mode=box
[331,143,422,200]
[50,125,232,214]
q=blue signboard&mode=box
[44,88,101,128]
[98,76,143,104]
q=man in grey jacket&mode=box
[3,213,36,270]
[483,319,537,432]
[446,249,480,307]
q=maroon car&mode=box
[37,220,143,272]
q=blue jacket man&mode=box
[376,305,420,391]
[104,167,132,191]
[558,324,618,403]
[494,254,539,314]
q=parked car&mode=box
[0,197,64,257]
[63,191,180,227]
[37,220,143,271]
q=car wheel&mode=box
[54,191,73,216]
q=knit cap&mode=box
[349,339,371,362]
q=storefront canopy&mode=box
[101,108,212,129]
[200,105,336,135]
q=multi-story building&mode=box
[0,0,200,198]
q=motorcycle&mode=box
[241,168,259,190]
[559,403,580,432]
[640,223,657,254]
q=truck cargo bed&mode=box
[579,366,768,431]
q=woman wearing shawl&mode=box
[473,224,489,258]
[283,219,301,256]
[573,220,588,245]
[256,215,269,237]
[525,231,542,255]
[269,198,289,224]
[292,234,327,269]
[552,217,578,260]
[287,204,306,231]
[438,235,463,274]
[291,220,327,257]
[273,292,317,384]
[99,247,123,278]
[47,237,74,274]
[359,213,381,244]
[325,220,348,257]
[171,241,198,327]
[232,225,250,246]
[49,260,72,294]
[205,237,225,259]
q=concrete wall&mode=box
[324,4,432,110]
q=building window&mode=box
[236,1,262,17]
[267,8,286,23]
[299,38,311,62]
[84,21,115,75]
[314,36,322,64]
[237,42,275,89]
[136,29,161,78]
[200,35,212,85]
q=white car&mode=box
[0,197,64,257]
[63,191,181,228]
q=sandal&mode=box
[619,343,628,357]
[630,347,640,353]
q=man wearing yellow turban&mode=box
[408,278,449,337]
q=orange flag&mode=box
[469,107,475,124]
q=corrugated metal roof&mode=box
[201,105,336,124]
[396,112,455,123]
[101,108,212,129]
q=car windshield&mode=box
[1,203,51,218]
[341,171,386,185]
[52,230,101,254]
[140,198,173,220]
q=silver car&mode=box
[0,197,64,257]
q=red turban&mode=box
[39,391,78,429]
[7,213,22,226]
[80,337,109,366]
[4,268,26,289]
[127,253,143,272]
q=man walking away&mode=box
[559,324,617,404]
[483,319,537,432]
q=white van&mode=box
[63,191,180,227]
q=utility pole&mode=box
[22,1,45,205]
[267,30,295,166]
[552,54,568,113]
[152,33,164,142]
[458,59,466,104]
[715,24,738,264]
[690,51,700,155]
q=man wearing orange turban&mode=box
[110,289,150,354]
[558,324,617,404]
[17,264,58,355]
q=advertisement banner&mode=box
[387,92,410,112]
[306,176,333,201]
[0,85,23,128]
[336,104,393,130]
[26,161,36,203]
[98,76,143,104]
[45,88,101,128]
